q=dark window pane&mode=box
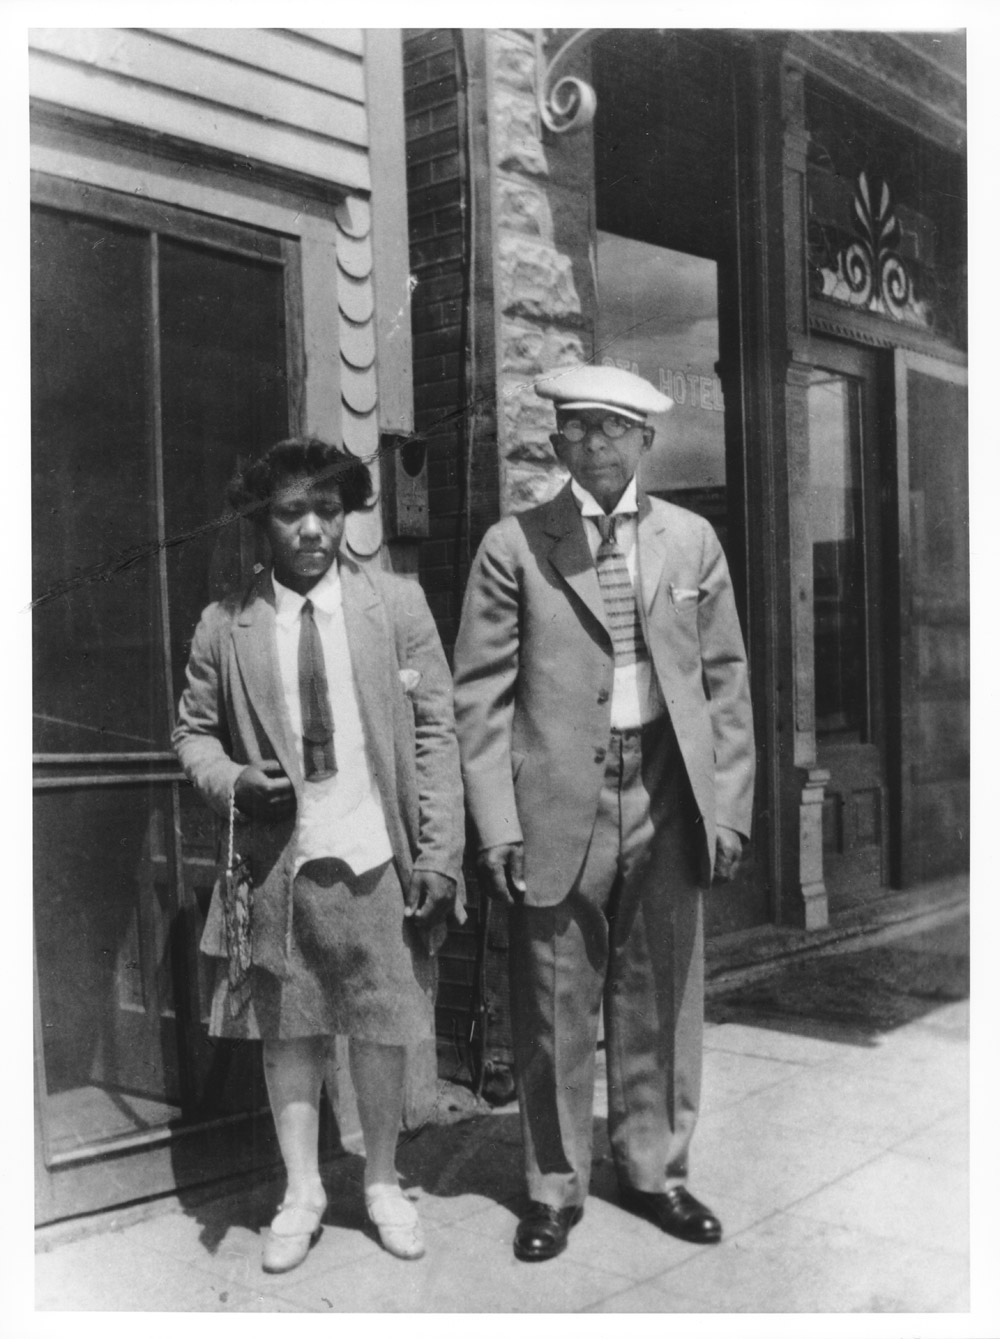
[808,370,869,738]
[34,785,183,1154]
[593,31,734,258]
[907,371,969,602]
[906,368,970,803]
[159,238,288,705]
[31,208,165,752]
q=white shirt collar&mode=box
[570,475,639,519]
[273,561,342,625]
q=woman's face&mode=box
[265,473,346,594]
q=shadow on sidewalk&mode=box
[162,1105,527,1259]
[706,913,969,1046]
[396,1107,626,1217]
[396,1108,524,1206]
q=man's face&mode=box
[265,473,345,594]
[551,409,652,511]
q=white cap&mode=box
[535,364,673,418]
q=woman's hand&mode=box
[404,870,457,955]
[233,760,296,822]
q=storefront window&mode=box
[31,211,162,755]
[596,231,725,497]
[807,369,869,738]
[159,235,288,701]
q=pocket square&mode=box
[669,584,700,606]
[398,667,422,695]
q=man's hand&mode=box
[233,760,296,822]
[713,826,743,883]
[404,871,457,956]
[478,842,527,905]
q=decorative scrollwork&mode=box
[812,171,928,326]
[842,240,874,304]
[535,29,607,135]
[881,253,911,319]
[545,75,597,134]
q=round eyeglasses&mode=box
[558,415,634,442]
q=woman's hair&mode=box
[227,437,373,519]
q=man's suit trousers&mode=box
[509,715,705,1209]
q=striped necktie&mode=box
[298,598,337,781]
[594,513,649,667]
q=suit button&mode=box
[597,688,609,704]
[594,748,606,764]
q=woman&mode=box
[173,437,464,1271]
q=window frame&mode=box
[30,172,306,1196]
[31,172,304,780]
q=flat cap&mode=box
[535,364,673,421]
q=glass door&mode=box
[805,341,888,907]
[32,178,298,1220]
[890,351,969,885]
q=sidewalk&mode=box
[34,903,972,1316]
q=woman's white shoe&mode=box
[262,1197,327,1273]
[365,1185,426,1260]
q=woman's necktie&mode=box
[298,598,337,780]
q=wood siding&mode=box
[27,27,409,557]
[28,27,370,192]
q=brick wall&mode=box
[403,30,467,652]
[403,31,478,1056]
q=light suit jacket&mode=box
[173,555,465,977]
[452,484,755,905]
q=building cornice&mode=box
[783,30,966,155]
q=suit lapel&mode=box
[637,491,670,617]
[230,572,303,786]
[339,557,396,790]
[546,487,673,635]
[545,485,608,636]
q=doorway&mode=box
[805,340,889,908]
[32,177,299,1221]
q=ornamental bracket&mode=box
[535,29,608,135]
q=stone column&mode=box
[484,30,596,514]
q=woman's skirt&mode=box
[208,857,435,1045]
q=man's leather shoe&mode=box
[513,1201,584,1262]
[620,1186,722,1244]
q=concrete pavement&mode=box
[29,889,995,1328]
[33,951,973,1317]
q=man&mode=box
[453,365,755,1262]
[174,438,464,1270]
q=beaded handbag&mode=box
[221,790,254,1017]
